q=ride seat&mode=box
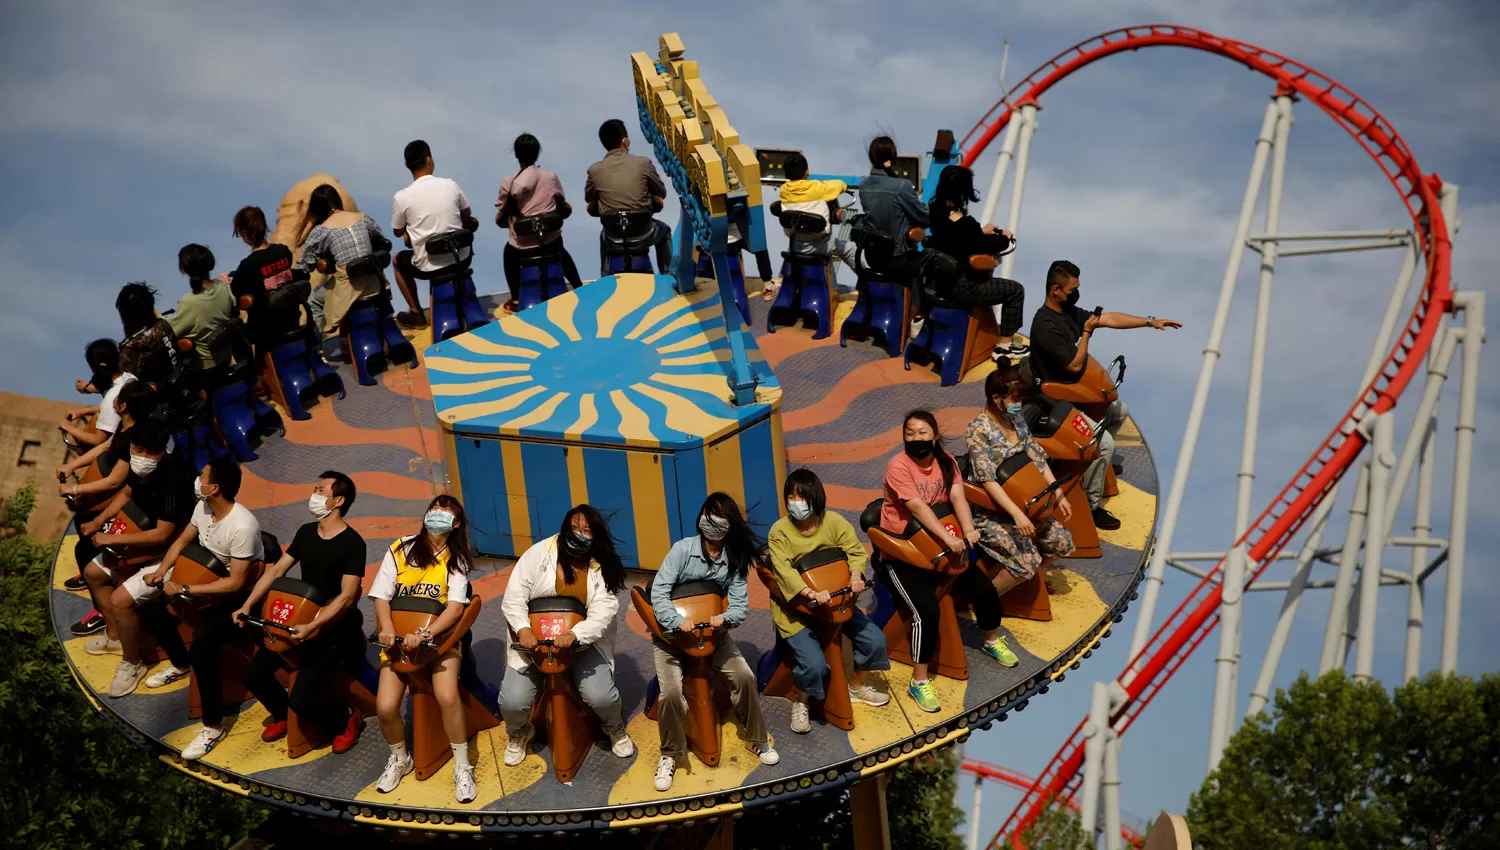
[336,251,417,386]
[414,230,488,342]
[767,207,836,339]
[513,211,573,310]
[601,209,657,274]
[903,248,1003,387]
[694,242,751,325]
[841,222,916,357]
[261,291,345,418]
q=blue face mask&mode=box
[787,499,813,521]
[1007,402,1023,417]
[424,509,456,535]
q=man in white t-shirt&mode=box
[391,139,479,329]
[146,457,265,761]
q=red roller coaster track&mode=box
[957,24,1453,848]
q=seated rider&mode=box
[878,410,1016,715]
[964,366,1075,586]
[297,185,391,335]
[495,132,584,313]
[75,423,196,698]
[145,457,265,760]
[60,338,132,449]
[392,140,479,329]
[227,206,297,367]
[584,118,672,275]
[1027,260,1181,530]
[115,282,178,388]
[370,495,478,804]
[499,505,635,767]
[926,166,1027,359]
[774,153,860,294]
[650,493,780,792]
[766,468,890,734]
[167,244,236,371]
[855,135,929,283]
[235,471,368,753]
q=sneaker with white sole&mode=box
[754,743,780,765]
[789,699,811,734]
[849,682,891,707]
[107,660,147,697]
[610,730,635,758]
[453,763,477,804]
[503,727,534,767]
[145,665,190,689]
[180,725,225,760]
[84,636,121,656]
[377,752,414,793]
[909,318,926,339]
[654,755,676,792]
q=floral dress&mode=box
[964,410,1075,578]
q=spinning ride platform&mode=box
[48,278,1160,836]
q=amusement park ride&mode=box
[47,22,1482,850]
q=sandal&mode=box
[761,279,782,302]
[502,300,520,314]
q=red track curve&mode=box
[957,24,1454,848]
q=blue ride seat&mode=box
[414,230,487,342]
[766,208,836,339]
[261,290,345,419]
[841,223,917,357]
[902,250,1003,387]
[601,209,657,274]
[695,248,750,326]
[205,362,284,463]
[331,253,417,387]
[513,210,573,311]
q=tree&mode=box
[1016,798,1091,850]
[1187,670,1500,849]
[0,483,269,848]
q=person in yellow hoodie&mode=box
[766,469,890,734]
[774,153,861,298]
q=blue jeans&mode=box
[782,608,889,701]
[498,645,625,737]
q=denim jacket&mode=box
[650,536,750,630]
[857,169,929,254]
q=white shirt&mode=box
[500,535,621,673]
[367,535,472,604]
[392,175,471,271]
[192,501,263,564]
[95,372,138,435]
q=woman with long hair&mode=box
[228,205,298,362]
[166,244,235,370]
[369,494,480,803]
[877,409,1012,714]
[296,184,390,333]
[648,493,779,792]
[494,132,583,313]
[965,364,1075,589]
[766,468,891,734]
[115,282,177,386]
[926,165,1028,359]
[498,504,635,768]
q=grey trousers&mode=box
[1082,400,1129,509]
[499,645,626,738]
[652,637,768,760]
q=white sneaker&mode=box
[789,699,811,734]
[754,743,780,765]
[85,636,122,656]
[653,755,676,792]
[181,725,225,760]
[909,318,926,339]
[145,665,190,689]
[453,763,477,804]
[610,730,636,758]
[376,752,413,793]
[503,727,534,767]
[107,660,147,698]
[849,682,890,707]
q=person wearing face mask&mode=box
[74,423,196,698]
[766,469,891,734]
[879,410,1011,714]
[1028,260,1182,530]
[143,457,265,759]
[234,471,368,753]
[965,366,1076,590]
[649,493,779,792]
[368,495,479,803]
[499,504,634,768]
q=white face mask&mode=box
[786,499,813,521]
[193,478,207,501]
[129,455,159,477]
[308,494,333,519]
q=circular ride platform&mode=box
[49,275,1158,836]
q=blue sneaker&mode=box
[908,679,941,713]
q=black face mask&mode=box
[904,439,935,460]
[559,530,592,560]
[1063,288,1081,308]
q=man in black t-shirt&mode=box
[1028,260,1181,530]
[235,470,369,751]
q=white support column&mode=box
[998,103,1038,280]
[1406,416,1435,681]
[1354,411,1395,681]
[1320,462,1370,674]
[1246,500,1333,715]
[1078,682,1110,843]
[979,117,1022,227]
[1377,329,1458,539]
[1208,94,1293,771]
[1102,729,1123,850]
[1126,99,1283,675]
[966,772,983,850]
[1442,289,1485,673]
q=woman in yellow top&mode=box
[368,495,477,803]
[765,469,890,734]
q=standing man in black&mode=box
[235,471,368,753]
[1028,260,1181,530]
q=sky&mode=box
[2,0,1497,842]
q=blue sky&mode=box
[3,0,1496,840]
